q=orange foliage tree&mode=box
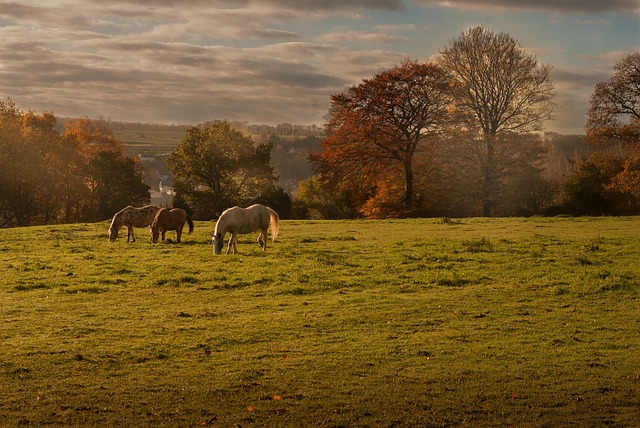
[314,59,453,217]
[63,117,126,159]
[0,100,149,226]
[586,52,640,146]
[586,52,640,201]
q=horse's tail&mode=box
[267,207,279,242]
[186,215,194,234]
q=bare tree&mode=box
[439,27,556,216]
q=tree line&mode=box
[0,100,149,227]
[296,28,640,219]
[1,27,637,227]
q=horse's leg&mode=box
[225,234,232,254]
[161,229,166,241]
[258,230,266,251]
[131,227,136,243]
[176,226,182,243]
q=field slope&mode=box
[1,217,639,427]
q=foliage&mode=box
[586,52,640,146]
[167,121,280,220]
[87,151,151,219]
[0,217,639,426]
[428,131,549,216]
[562,153,635,215]
[438,26,556,216]
[586,52,640,200]
[294,175,359,219]
[501,167,559,216]
[316,59,452,215]
[0,100,148,226]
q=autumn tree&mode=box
[0,99,46,226]
[0,100,149,226]
[586,52,640,201]
[87,151,150,220]
[63,117,149,221]
[316,59,453,217]
[586,52,640,145]
[562,153,634,215]
[294,175,358,219]
[439,27,556,216]
[167,121,280,219]
[64,117,126,159]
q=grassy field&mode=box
[113,128,185,157]
[1,217,639,427]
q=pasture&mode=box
[1,217,638,427]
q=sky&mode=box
[0,0,638,134]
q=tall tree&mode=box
[63,118,149,221]
[439,26,556,216]
[0,100,72,226]
[167,121,279,219]
[87,151,150,221]
[64,117,126,159]
[586,52,640,146]
[585,52,640,201]
[562,153,634,215]
[316,59,453,216]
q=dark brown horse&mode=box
[150,208,194,243]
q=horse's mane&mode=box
[109,208,128,230]
[151,208,167,229]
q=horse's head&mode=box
[108,215,121,242]
[151,226,160,243]
[149,208,165,243]
[212,232,224,255]
[108,227,118,242]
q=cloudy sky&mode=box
[0,0,638,134]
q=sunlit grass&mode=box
[1,217,639,426]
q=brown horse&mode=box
[150,208,194,243]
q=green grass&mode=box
[114,129,185,156]
[1,217,639,427]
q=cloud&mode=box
[0,0,631,132]
[417,0,639,14]
[317,28,410,44]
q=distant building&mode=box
[151,181,174,207]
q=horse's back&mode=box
[217,204,275,235]
[154,207,188,230]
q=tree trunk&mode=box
[482,134,496,217]
[404,157,414,208]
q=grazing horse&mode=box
[108,205,161,242]
[212,204,279,255]
[150,208,194,243]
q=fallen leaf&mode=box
[511,393,518,399]
[247,406,255,411]
[273,395,282,401]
